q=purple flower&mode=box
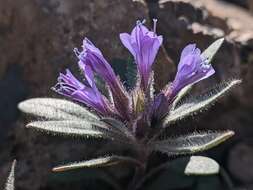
[169,44,215,98]
[74,38,131,120]
[74,38,117,88]
[153,44,215,119]
[52,67,113,115]
[120,20,163,90]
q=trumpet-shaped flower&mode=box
[154,44,215,118]
[169,44,215,98]
[74,38,118,89]
[120,20,163,90]
[52,67,112,115]
[74,38,130,120]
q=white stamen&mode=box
[153,19,157,34]
[73,48,80,57]
[136,20,142,26]
[136,19,146,26]
[201,60,211,69]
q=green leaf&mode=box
[18,98,99,121]
[5,160,16,190]
[201,38,224,64]
[184,156,220,175]
[52,156,142,172]
[171,85,192,110]
[163,79,241,125]
[26,120,133,145]
[101,117,135,141]
[150,131,234,156]
[27,120,103,137]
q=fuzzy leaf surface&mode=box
[52,156,142,172]
[201,38,224,64]
[184,156,220,175]
[171,85,192,110]
[163,79,241,125]
[5,160,16,190]
[101,117,135,140]
[150,131,234,155]
[26,120,133,144]
[18,98,99,121]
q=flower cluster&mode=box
[19,19,239,185]
[52,20,215,131]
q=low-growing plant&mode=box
[18,20,240,189]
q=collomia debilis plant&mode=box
[18,20,240,189]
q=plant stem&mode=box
[220,167,235,190]
[127,144,148,190]
[127,166,146,190]
[134,161,170,190]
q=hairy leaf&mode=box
[5,160,16,190]
[27,120,103,137]
[18,98,99,121]
[163,79,241,125]
[201,38,224,64]
[26,120,134,145]
[171,85,192,110]
[184,156,220,175]
[150,131,234,155]
[52,156,142,172]
[101,117,135,140]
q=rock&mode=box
[0,65,28,125]
[221,0,248,8]
[0,0,150,190]
[228,142,253,184]
[148,0,253,112]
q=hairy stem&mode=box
[127,145,148,190]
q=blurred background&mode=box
[0,0,253,189]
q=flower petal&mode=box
[75,38,131,120]
[171,45,215,98]
[53,69,112,115]
[120,33,135,56]
[120,20,163,90]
